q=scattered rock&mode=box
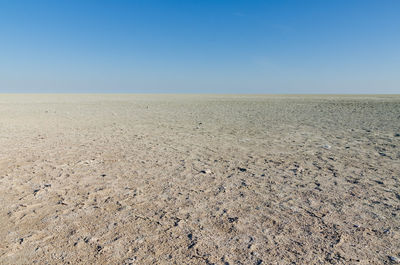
[394,133,400,137]
[18,238,24,244]
[240,179,247,187]
[200,169,212,174]
[188,241,196,249]
[216,185,225,194]
[124,257,136,265]
[173,217,181,226]
[291,166,304,174]
[57,199,67,205]
[228,217,238,223]
[389,256,400,263]
[322,145,331,150]
[187,233,197,249]
[238,167,247,172]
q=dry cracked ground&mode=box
[0,94,399,264]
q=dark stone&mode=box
[228,217,238,223]
[188,241,196,249]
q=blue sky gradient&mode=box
[1,0,399,93]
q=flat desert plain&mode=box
[0,94,399,265]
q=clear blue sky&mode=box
[0,0,399,93]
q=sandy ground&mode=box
[0,94,399,265]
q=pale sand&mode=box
[0,94,399,264]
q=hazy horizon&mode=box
[0,91,399,95]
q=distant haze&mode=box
[0,0,399,94]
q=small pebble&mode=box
[389,256,400,263]
[228,217,238,223]
[124,257,136,265]
[200,169,212,174]
[322,145,331,149]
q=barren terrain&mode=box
[0,94,399,264]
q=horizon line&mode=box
[0,93,399,96]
